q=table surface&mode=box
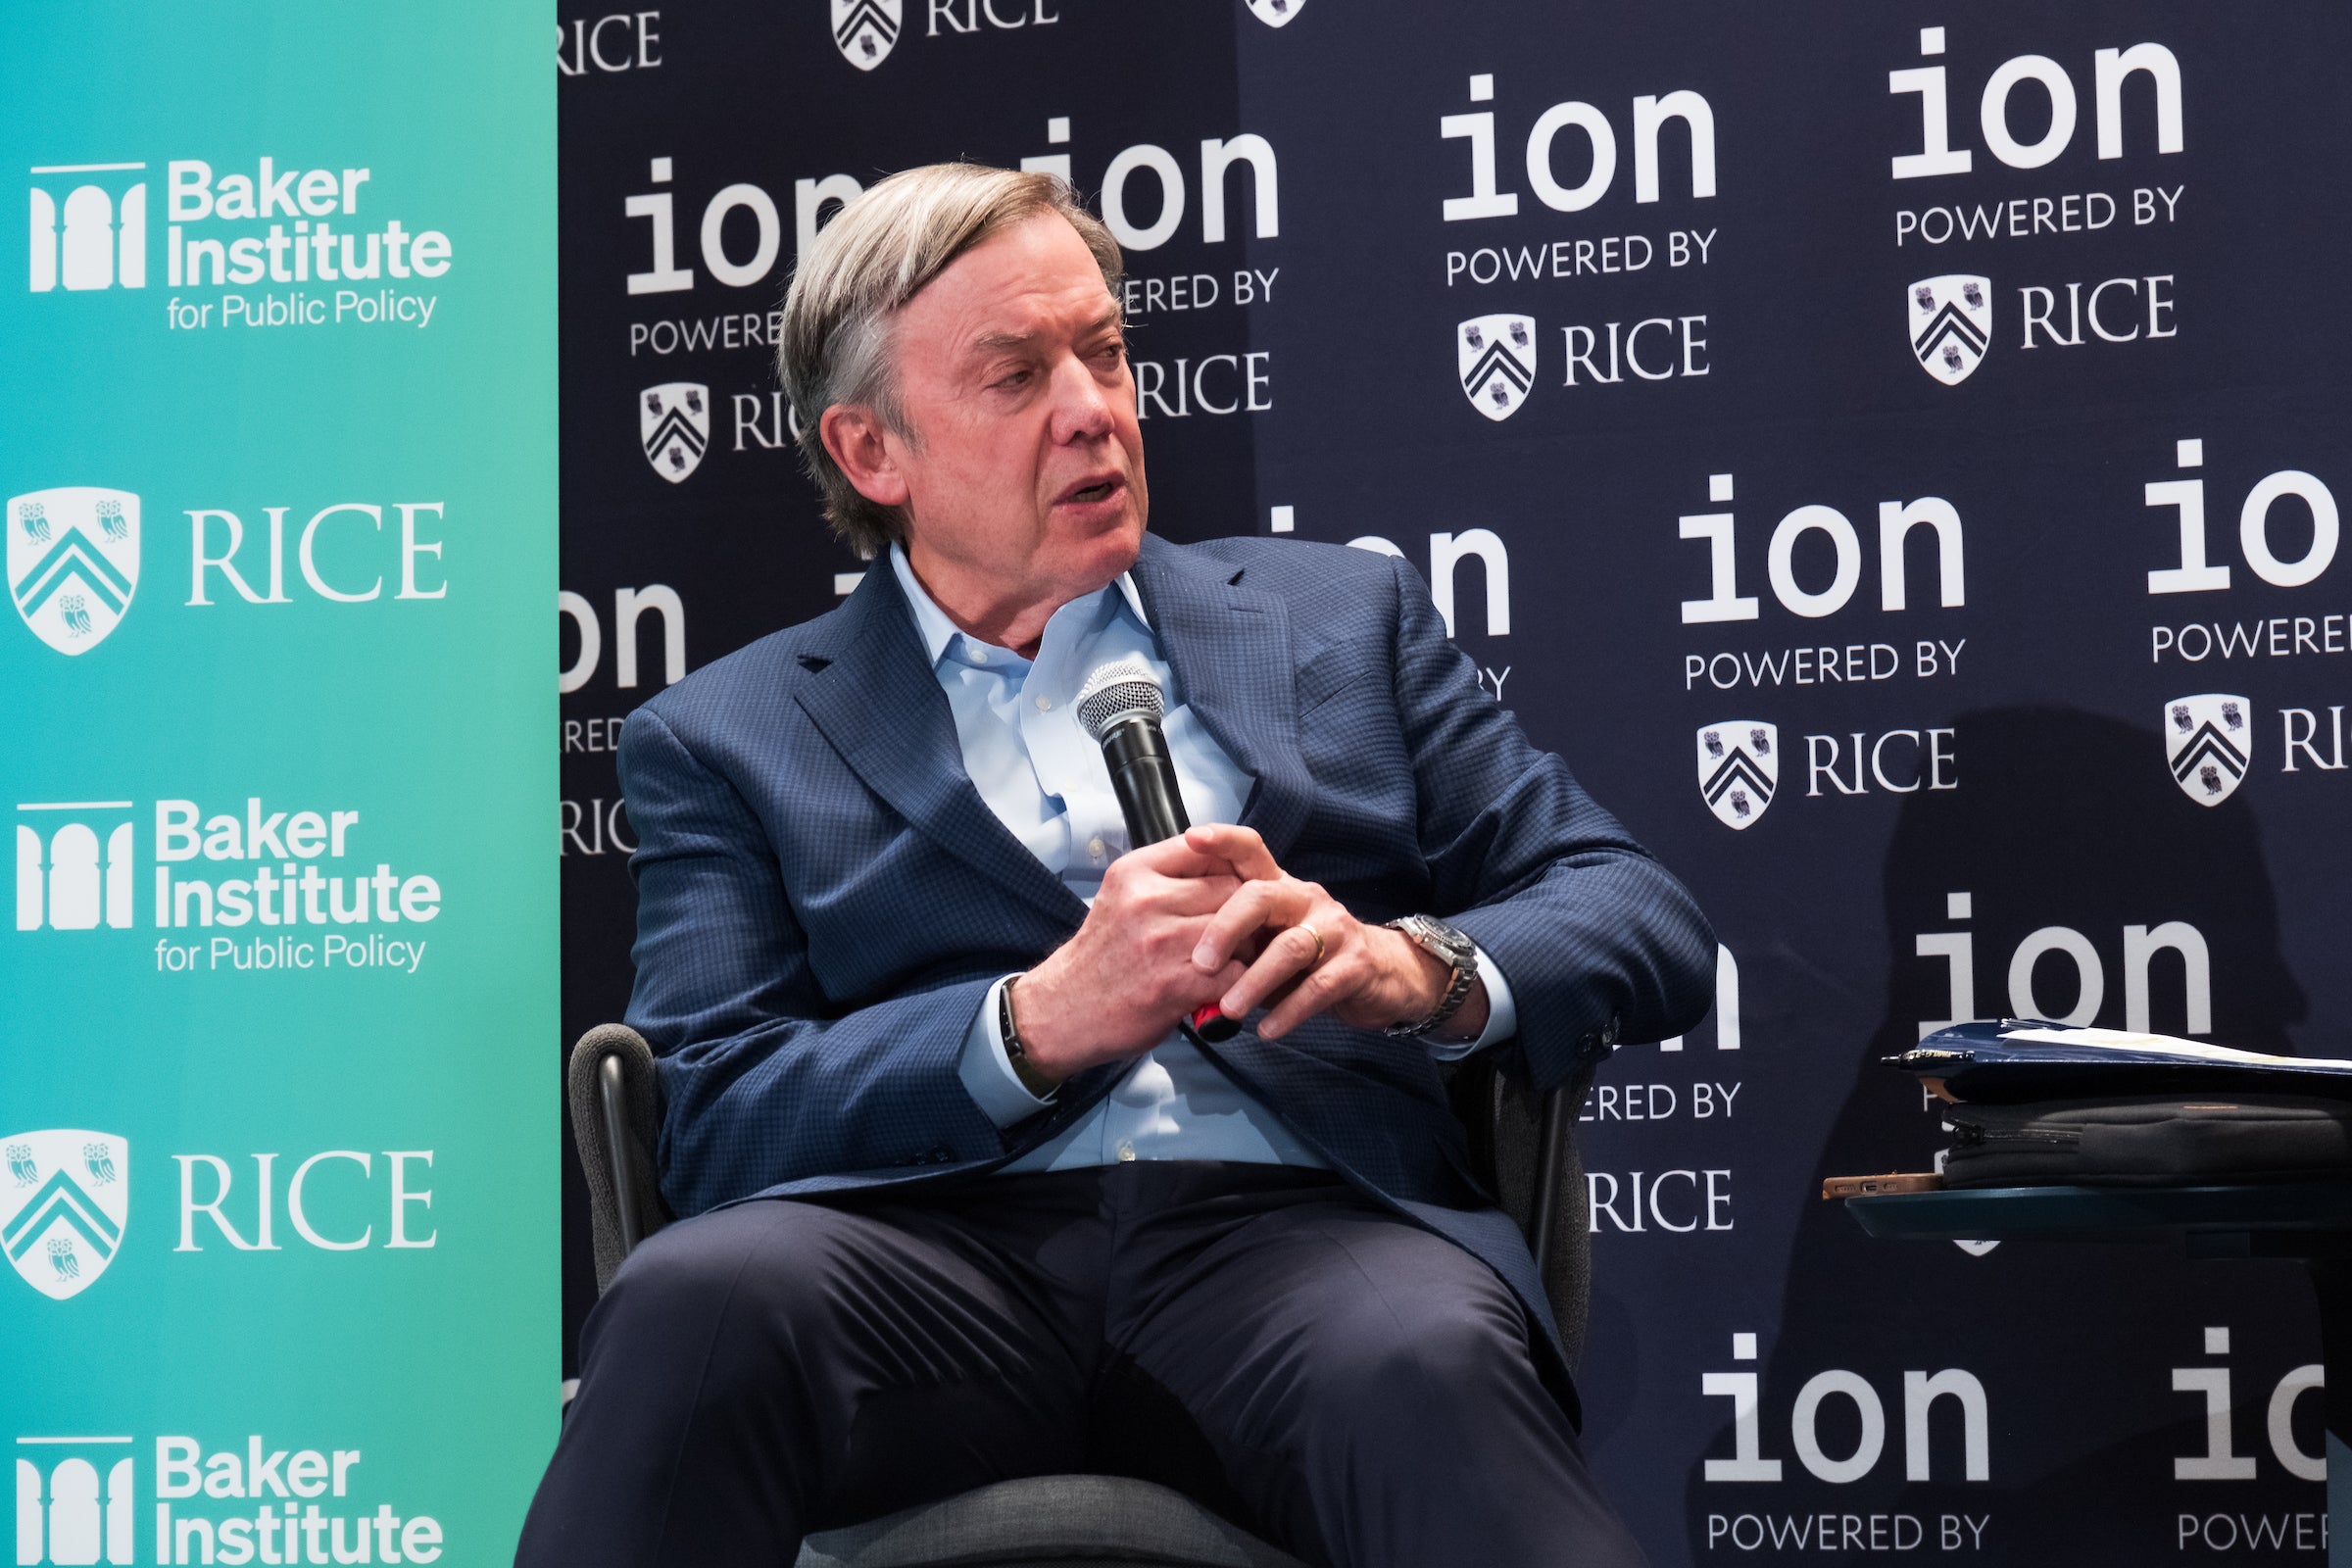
[1846,1180,2352,1240]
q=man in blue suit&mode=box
[520,164,1714,1568]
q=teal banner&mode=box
[3,7,557,1565]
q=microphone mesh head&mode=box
[1075,658,1165,741]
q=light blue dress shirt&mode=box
[889,545,1516,1171]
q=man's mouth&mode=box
[1060,476,1123,507]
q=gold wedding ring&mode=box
[1297,921,1326,967]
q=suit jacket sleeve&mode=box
[617,705,1010,1217]
[1382,554,1717,1090]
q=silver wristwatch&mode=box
[1382,914,1480,1038]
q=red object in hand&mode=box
[1190,1004,1240,1043]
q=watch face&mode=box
[1418,916,1475,961]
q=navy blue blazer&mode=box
[617,533,1716,1370]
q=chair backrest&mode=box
[567,1024,1594,1362]
[1444,1054,1594,1367]
[567,1024,669,1294]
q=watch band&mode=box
[998,976,1060,1100]
[1382,915,1480,1039]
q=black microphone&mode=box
[1076,660,1239,1043]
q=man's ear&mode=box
[821,404,911,509]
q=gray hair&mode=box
[779,163,1124,560]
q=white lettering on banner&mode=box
[1444,228,1715,286]
[1442,73,1716,221]
[1559,317,1709,384]
[20,799,443,973]
[1888,28,2183,180]
[1119,269,1281,316]
[1802,729,1959,796]
[2172,1326,2327,1485]
[183,504,449,606]
[176,1152,434,1251]
[1894,184,2182,247]
[1580,1081,1740,1122]
[31,155,456,333]
[925,0,1061,36]
[1685,641,1965,691]
[143,1435,449,1563]
[2175,1513,2329,1552]
[556,11,662,74]
[561,586,687,692]
[1909,891,2210,1038]
[1342,531,1509,639]
[1678,475,1966,626]
[628,122,1270,309]
[2144,439,2340,597]
[1706,1513,1993,1552]
[561,799,637,857]
[1131,353,1273,419]
[1700,1334,1991,1486]
[1585,1168,1733,1232]
[2017,274,2176,347]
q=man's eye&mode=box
[995,369,1032,390]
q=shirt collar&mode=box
[889,542,1150,668]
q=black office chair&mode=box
[566,1022,1597,1568]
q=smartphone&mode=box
[1821,1172,1943,1199]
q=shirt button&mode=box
[1088,837,1106,860]
[1035,695,1053,711]
[1117,1143,1137,1162]
[969,647,988,663]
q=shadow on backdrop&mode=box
[1681,706,2321,1563]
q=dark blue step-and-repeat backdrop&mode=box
[555,4,2348,1560]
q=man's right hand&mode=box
[1011,837,1250,1083]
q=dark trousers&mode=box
[517,1162,1645,1568]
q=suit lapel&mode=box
[1130,536,1313,866]
[793,564,1087,929]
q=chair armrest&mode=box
[566,1023,669,1295]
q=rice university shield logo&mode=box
[1909,274,1991,387]
[1458,315,1536,421]
[1697,722,1778,830]
[833,0,902,69]
[2165,694,2253,807]
[8,488,139,655]
[640,384,710,483]
[0,1131,127,1302]
[1246,0,1306,24]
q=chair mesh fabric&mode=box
[1444,1055,1593,1367]
[565,1023,671,1293]
[795,1476,1313,1568]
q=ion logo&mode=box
[1697,722,1778,830]
[639,383,709,483]
[1,1131,129,1301]
[27,164,146,293]
[2164,694,2252,807]
[8,488,140,655]
[832,0,901,69]
[1245,0,1304,25]
[1908,273,1989,386]
[1457,315,1535,420]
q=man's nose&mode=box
[1045,353,1118,445]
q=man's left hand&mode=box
[1183,823,1488,1042]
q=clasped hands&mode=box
[1009,823,1486,1086]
